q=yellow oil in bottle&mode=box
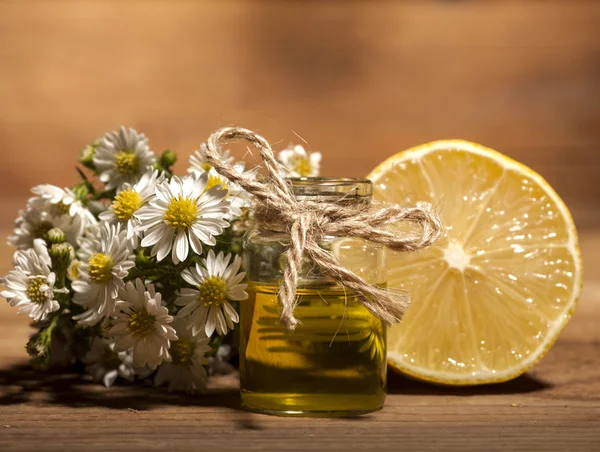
[239,282,386,416]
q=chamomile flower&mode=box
[99,170,163,244]
[154,317,211,394]
[189,143,234,174]
[76,221,102,255]
[30,184,96,225]
[93,126,156,190]
[8,200,90,250]
[109,279,177,370]
[189,145,257,219]
[82,337,136,387]
[204,166,250,218]
[0,239,66,322]
[208,344,234,376]
[176,250,247,337]
[136,172,230,264]
[67,259,81,281]
[72,223,135,326]
[277,144,321,177]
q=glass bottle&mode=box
[240,178,387,416]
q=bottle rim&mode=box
[287,177,372,186]
[286,177,373,200]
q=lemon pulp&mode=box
[368,140,582,385]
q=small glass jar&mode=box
[240,178,387,416]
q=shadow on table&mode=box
[387,370,552,395]
[0,362,551,418]
[0,362,242,412]
[0,362,268,429]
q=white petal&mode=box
[181,271,198,287]
[228,285,248,301]
[177,300,200,317]
[174,231,189,263]
[214,308,228,335]
[223,301,240,324]
[154,234,173,262]
[205,308,217,337]
[141,225,167,247]
[103,370,119,388]
[188,230,203,255]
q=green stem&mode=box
[56,271,66,290]
[45,313,60,337]
[125,268,165,281]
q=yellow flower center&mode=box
[164,196,198,231]
[111,189,143,220]
[197,276,228,307]
[26,277,49,303]
[201,162,212,172]
[205,175,228,193]
[88,253,114,283]
[68,260,80,281]
[170,338,195,365]
[127,310,156,339]
[115,150,140,176]
[292,156,311,177]
[54,201,71,216]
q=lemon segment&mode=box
[368,140,582,385]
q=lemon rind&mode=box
[369,140,583,385]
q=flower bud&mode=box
[49,242,75,260]
[71,182,90,203]
[79,142,98,169]
[26,332,48,359]
[26,328,54,370]
[46,227,66,244]
[49,243,74,277]
[159,149,177,168]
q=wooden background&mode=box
[1,1,599,229]
[1,1,600,449]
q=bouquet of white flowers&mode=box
[0,126,321,393]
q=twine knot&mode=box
[204,127,443,329]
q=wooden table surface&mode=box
[1,1,600,450]
[0,232,598,451]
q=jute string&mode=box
[204,127,443,329]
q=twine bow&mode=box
[204,127,443,330]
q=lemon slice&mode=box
[368,140,583,385]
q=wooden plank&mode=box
[0,232,599,450]
[0,337,599,451]
[0,1,599,228]
[0,344,599,451]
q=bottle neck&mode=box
[288,177,373,207]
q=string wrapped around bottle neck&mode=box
[204,127,443,329]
